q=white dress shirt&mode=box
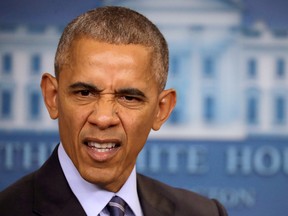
[58,143,143,216]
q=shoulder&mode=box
[137,173,211,203]
[0,172,35,215]
[137,174,228,216]
[0,146,60,215]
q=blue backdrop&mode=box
[1,1,288,216]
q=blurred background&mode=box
[0,0,288,215]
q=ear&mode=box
[152,89,177,131]
[40,73,59,120]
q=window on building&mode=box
[274,96,286,124]
[276,58,285,78]
[31,54,41,74]
[0,89,13,118]
[169,109,180,124]
[170,56,179,76]
[203,57,215,77]
[2,53,12,74]
[247,96,258,124]
[204,96,215,122]
[247,58,257,78]
[29,91,41,119]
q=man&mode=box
[0,6,228,216]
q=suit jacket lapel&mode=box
[32,146,86,216]
[31,146,176,216]
[137,174,175,216]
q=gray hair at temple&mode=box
[54,6,169,91]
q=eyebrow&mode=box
[68,82,102,93]
[116,88,147,99]
[68,82,147,99]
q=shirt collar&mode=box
[58,143,143,216]
[116,165,142,216]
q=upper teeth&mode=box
[88,142,116,149]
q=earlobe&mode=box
[40,73,59,120]
[152,89,177,131]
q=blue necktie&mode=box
[107,196,126,216]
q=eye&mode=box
[123,95,139,101]
[77,90,92,96]
[118,95,143,104]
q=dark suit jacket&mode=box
[0,146,228,216]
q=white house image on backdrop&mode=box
[0,0,287,140]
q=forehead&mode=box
[60,39,159,90]
[71,37,152,56]
[69,38,153,68]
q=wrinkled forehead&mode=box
[68,38,161,84]
[56,35,164,91]
[62,39,155,80]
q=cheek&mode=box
[120,108,156,146]
[58,100,89,140]
[58,104,91,162]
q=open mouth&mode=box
[85,141,121,152]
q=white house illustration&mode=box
[0,0,287,139]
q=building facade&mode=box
[1,1,287,215]
[0,25,59,131]
[0,0,287,138]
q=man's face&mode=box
[41,38,176,192]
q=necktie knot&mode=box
[107,196,126,216]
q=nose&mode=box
[87,96,120,130]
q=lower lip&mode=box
[85,145,120,162]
